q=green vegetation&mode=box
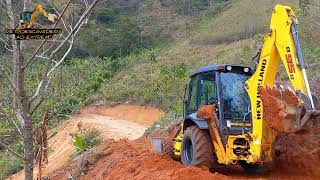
[72,5,143,58]
[73,128,102,156]
[1,0,320,178]
[160,0,228,17]
[0,144,24,179]
[96,0,320,124]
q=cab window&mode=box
[199,73,216,105]
[187,72,216,114]
[188,77,198,113]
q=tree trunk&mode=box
[13,41,34,180]
[3,0,98,179]
[23,116,34,180]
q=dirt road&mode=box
[9,104,164,180]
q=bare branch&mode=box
[310,0,320,8]
[51,0,99,56]
[0,37,12,49]
[29,96,48,117]
[4,44,13,52]
[5,0,16,42]
[40,41,56,56]
[10,118,23,136]
[0,140,24,160]
[0,33,14,52]
[0,0,6,8]
[25,52,49,60]
[83,0,89,7]
[31,35,74,101]
[0,37,13,52]
[0,63,14,87]
[48,0,71,34]
[30,0,99,108]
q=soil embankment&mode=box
[10,103,320,180]
[9,104,163,180]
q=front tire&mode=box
[181,126,216,169]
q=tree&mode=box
[0,0,100,179]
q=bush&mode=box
[72,126,102,156]
[0,144,24,179]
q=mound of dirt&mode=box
[48,138,230,180]
[47,124,320,180]
[274,128,320,178]
[259,86,301,132]
[260,86,320,178]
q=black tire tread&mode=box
[181,125,217,169]
[162,138,174,157]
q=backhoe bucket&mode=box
[47,14,58,23]
[259,86,306,133]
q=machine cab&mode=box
[183,65,253,144]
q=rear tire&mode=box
[162,138,173,157]
[181,125,217,169]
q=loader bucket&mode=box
[151,137,165,154]
[259,86,305,133]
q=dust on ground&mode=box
[9,104,163,180]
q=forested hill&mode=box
[1,0,320,178]
[69,0,229,58]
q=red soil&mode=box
[274,127,320,178]
[41,102,320,180]
[49,138,231,180]
[260,86,320,178]
[259,86,301,132]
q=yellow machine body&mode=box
[173,4,313,165]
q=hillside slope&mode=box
[97,0,320,118]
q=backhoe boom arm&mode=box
[245,4,318,162]
[29,5,48,28]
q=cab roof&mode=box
[191,64,252,77]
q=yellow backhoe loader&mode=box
[152,4,320,172]
[17,4,58,29]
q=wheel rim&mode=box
[183,138,193,164]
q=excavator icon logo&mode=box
[5,4,62,40]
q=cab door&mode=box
[185,72,217,116]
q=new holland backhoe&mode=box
[152,4,320,171]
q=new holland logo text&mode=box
[256,59,267,120]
